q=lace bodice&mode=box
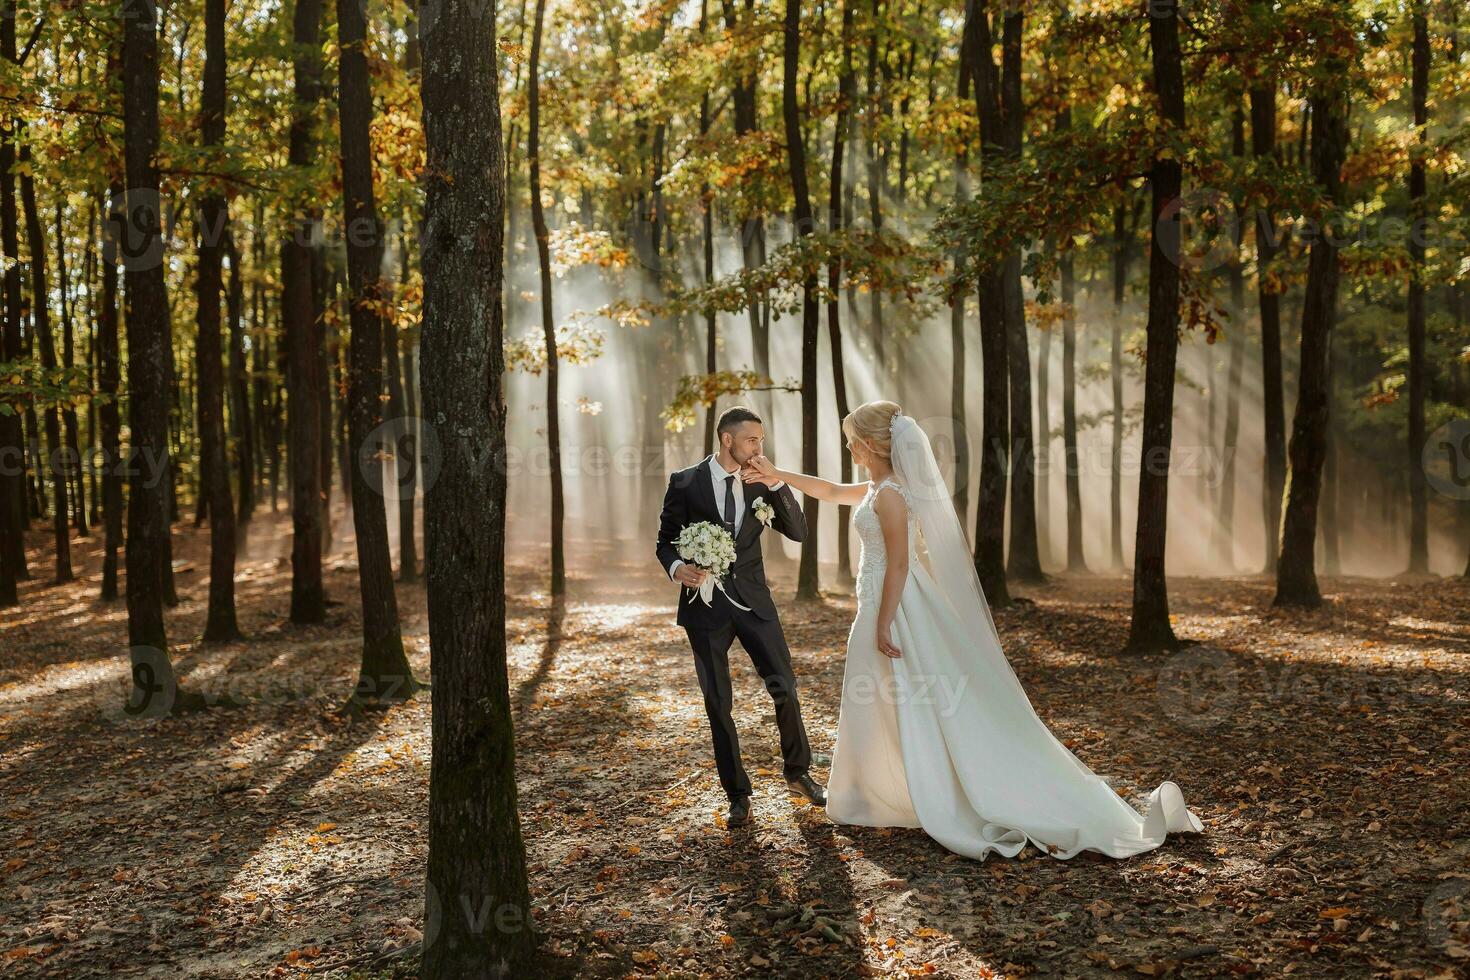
[853,478,921,603]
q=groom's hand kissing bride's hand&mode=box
[876,617,902,659]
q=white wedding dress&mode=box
[825,415,1203,860]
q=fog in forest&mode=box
[458,222,1470,584]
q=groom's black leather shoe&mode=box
[786,773,827,808]
[728,796,752,828]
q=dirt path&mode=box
[1,517,1467,977]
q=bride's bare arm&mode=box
[742,454,868,505]
[874,487,908,659]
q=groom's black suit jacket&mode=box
[656,457,806,629]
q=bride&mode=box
[742,400,1202,860]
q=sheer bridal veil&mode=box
[888,413,1032,701]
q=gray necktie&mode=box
[723,474,736,532]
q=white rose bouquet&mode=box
[674,521,748,609]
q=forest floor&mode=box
[1,512,1468,979]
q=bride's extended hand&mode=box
[876,618,902,659]
[741,454,780,486]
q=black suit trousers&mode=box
[683,589,812,801]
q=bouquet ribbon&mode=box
[690,571,752,612]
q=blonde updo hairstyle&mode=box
[842,400,902,466]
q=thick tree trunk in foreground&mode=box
[1127,1,1185,652]
[420,0,535,971]
[122,0,190,713]
[784,0,821,600]
[196,0,240,642]
[338,0,417,702]
[20,150,72,582]
[528,0,565,596]
[285,0,326,623]
[1276,74,1349,607]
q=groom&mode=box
[656,406,826,827]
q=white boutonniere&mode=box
[753,498,776,527]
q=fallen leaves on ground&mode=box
[1,518,1467,977]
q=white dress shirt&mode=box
[668,456,784,581]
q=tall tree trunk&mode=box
[1217,317,1245,572]
[24,402,40,519]
[285,0,326,623]
[419,0,535,968]
[398,267,421,582]
[1406,1,1430,574]
[528,0,565,596]
[0,1,28,590]
[122,0,190,713]
[784,0,821,600]
[949,31,971,529]
[384,239,414,581]
[317,253,336,554]
[338,0,418,702]
[699,0,719,457]
[1061,245,1086,572]
[968,0,1010,606]
[1109,200,1128,570]
[99,184,123,602]
[1216,102,1247,570]
[1322,336,1341,574]
[86,206,100,532]
[829,0,856,583]
[225,230,254,527]
[1036,302,1051,562]
[864,0,886,376]
[722,0,770,423]
[1250,72,1286,574]
[19,147,72,582]
[1275,67,1349,607]
[56,205,87,537]
[196,0,240,641]
[1126,0,1185,652]
[999,7,1042,584]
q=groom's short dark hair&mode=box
[717,406,762,436]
